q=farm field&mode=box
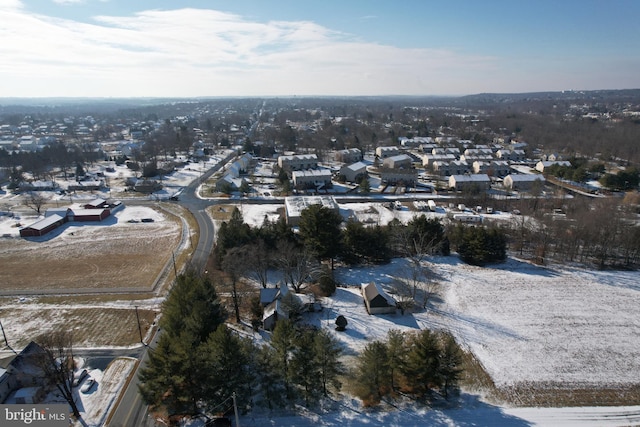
[0,205,182,293]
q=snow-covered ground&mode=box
[2,156,640,426]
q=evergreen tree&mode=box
[139,271,226,416]
[290,328,321,405]
[270,320,296,400]
[385,329,406,391]
[437,332,463,399]
[201,325,255,412]
[402,329,441,397]
[313,329,344,397]
[354,340,391,405]
[298,204,343,269]
[255,345,287,410]
[160,270,226,342]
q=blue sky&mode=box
[1,0,639,97]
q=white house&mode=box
[448,174,491,191]
[503,174,546,191]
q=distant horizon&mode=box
[2,87,640,103]
[2,0,640,98]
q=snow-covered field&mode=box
[327,257,640,387]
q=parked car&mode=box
[72,369,88,387]
[80,377,96,393]
[141,218,155,223]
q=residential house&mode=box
[375,146,400,159]
[535,160,572,173]
[448,174,491,191]
[503,174,546,191]
[292,169,332,191]
[262,285,316,331]
[380,168,417,186]
[277,154,318,172]
[340,161,367,183]
[382,154,413,169]
[334,148,362,163]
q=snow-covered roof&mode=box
[361,282,396,306]
[506,174,545,182]
[22,214,64,231]
[450,174,491,182]
[285,195,338,218]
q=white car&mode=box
[80,377,96,393]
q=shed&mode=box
[361,282,396,315]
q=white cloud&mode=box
[0,5,629,97]
[52,0,85,4]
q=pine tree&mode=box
[437,332,463,399]
[385,329,406,391]
[139,271,226,416]
[202,325,255,413]
[402,329,441,397]
[270,320,296,400]
[298,204,343,269]
[290,328,321,405]
[255,345,287,410]
[354,340,391,405]
[313,329,344,397]
[160,270,226,343]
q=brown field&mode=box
[0,305,159,348]
[0,207,182,293]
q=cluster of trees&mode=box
[505,196,640,268]
[599,167,640,191]
[1,141,101,188]
[138,271,344,421]
[354,329,463,406]
[448,224,507,266]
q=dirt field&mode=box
[0,205,182,293]
[0,304,159,349]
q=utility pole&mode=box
[232,392,240,427]
[0,319,16,354]
[172,252,178,277]
[134,305,144,345]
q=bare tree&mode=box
[35,331,81,419]
[392,261,440,312]
[221,247,249,323]
[276,240,320,293]
[23,191,49,216]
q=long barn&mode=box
[19,214,66,237]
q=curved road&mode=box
[106,151,234,427]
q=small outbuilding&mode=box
[361,282,396,315]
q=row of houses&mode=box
[448,173,546,191]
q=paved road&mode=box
[107,151,234,427]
